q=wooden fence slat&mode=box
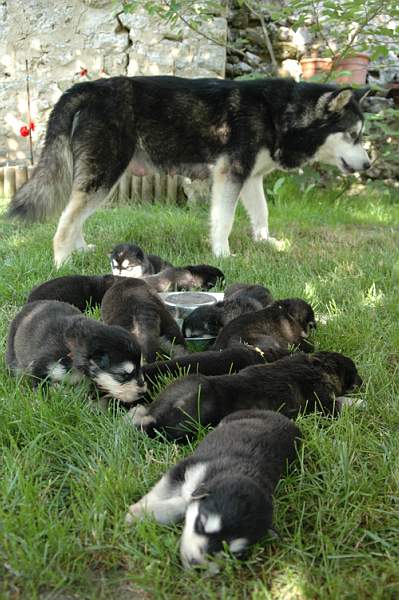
[0,167,4,196]
[141,175,153,203]
[119,171,131,202]
[27,165,35,179]
[166,175,178,204]
[4,166,16,198]
[131,176,142,201]
[154,173,167,202]
[15,165,28,191]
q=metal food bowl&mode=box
[160,291,224,350]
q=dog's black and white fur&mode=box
[212,297,316,352]
[7,76,370,266]
[27,274,118,312]
[126,409,301,568]
[182,283,273,339]
[129,351,362,441]
[110,243,172,278]
[6,300,145,402]
[142,343,288,393]
[101,278,187,362]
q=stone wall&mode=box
[0,1,227,164]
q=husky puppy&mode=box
[126,409,301,569]
[7,76,370,267]
[27,274,118,312]
[129,351,362,441]
[143,264,224,293]
[6,300,145,402]
[212,298,316,352]
[142,344,288,392]
[109,243,172,278]
[101,278,187,362]
[182,283,273,339]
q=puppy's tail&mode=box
[7,84,91,222]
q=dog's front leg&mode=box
[240,175,283,249]
[210,163,242,257]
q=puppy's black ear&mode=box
[90,352,110,370]
[308,354,323,366]
[191,485,210,501]
[353,86,371,106]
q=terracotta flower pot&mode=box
[333,53,370,85]
[300,57,332,80]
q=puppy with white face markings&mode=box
[109,243,172,278]
[6,300,146,403]
[125,409,301,569]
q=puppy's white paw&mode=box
[124,404,155,428]
[125,502,145,525]
[336,396,366,410]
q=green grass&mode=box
[1,179,399,599]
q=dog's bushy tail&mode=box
[7,134,73,223]
[7,82,93,223]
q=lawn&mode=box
[0,178,399,599]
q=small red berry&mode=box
[20,126,30,137]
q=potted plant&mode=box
[278,0,399,84]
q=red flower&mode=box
[29,121,35,131]
[80,68,88,77]
[20,126,30,137]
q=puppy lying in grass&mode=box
[142,343,289,393]
[27,264,224,312]
[126,409,301,569]
[109,242,172,277]
[6,300,145,403]
[101,278,187,362]
[182,283,273,339]
[27,274,117,312]
[212,298,316,352]
[142,264,224,292]
[129,351,362,441]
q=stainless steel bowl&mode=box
[160,291,224,349]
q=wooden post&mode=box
[166,174,178,204]
[154,173,167,203]
[141,175,154,203]
[118,171,131,203]
[131,176,142,201]
[15,165,28,191]
[4,166,16,198]
[0,167,4,197]
[177,175,186,205]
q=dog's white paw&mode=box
[265,237,287,251]
[212,244,230,258]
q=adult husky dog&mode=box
[8,76,370,266]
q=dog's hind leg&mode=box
[53,111,135,267]
[210,160,243,257]
[240,175,283,249]
[53,189,109,267]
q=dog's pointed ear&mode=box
[353,86,371,106]
[327,88,353,113]
[317,88,353,115]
